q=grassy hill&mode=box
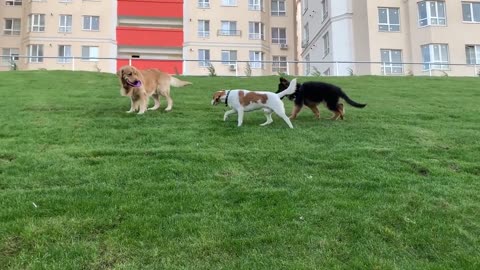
[1,71,479,269]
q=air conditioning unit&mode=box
[280,43,288,50]
[229,64,236,71]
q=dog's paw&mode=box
[126,110,135,113]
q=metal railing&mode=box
[1,55,479,77]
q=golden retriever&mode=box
[117,65,192,114]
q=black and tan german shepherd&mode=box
[276,77,366,120]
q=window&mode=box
[421,44,449,70]
[272,56,287,73]
[28,44,43,63]
[59,15,72,33]
[3,18,20,35]
[198,0,209,8]
[83,16,99,31]
[462,2,480,22]
[304,23,309,43]
[29,14,45,32]
[81,46,99,61]
[198,49,210,67]
[221,50,237,64]
[271,28,286,44]
[303,0,308,14]
[272,0,286,16]
[381,49,403,75]
[198,20,210,37]
[378,7,400,31]
[249,0,262,11]
[323,32,330,56]
[466,45,480,64]
[221,0,236,6]
[321,0,328,19]
[219,21,239,36]
[249,22,264,40]
[418,1,446,26]
[249,51,263,69]
[5,0,22,5]
[58,45,72,63]
[1,48,19,65]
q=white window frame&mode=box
[272,56,287,73]
[198,0,209,8]
[81,46,99,61]
[271,27,286,44]
[272,0,286,16]
[378,7,400,32]
[421,44,449,70]
[248,22,264,40]
[381,49,404,75]
[249,51,263,69]
[1,48,19,65]
[29,14,45,32]
[465,45,480,65]
[198,49,210,67]
[59,14,72,33]
[219,21,238,36]
[221,0,236,6]
[58,45,72,63]
[321,0,328,20]
[197,20,210,37]
[3,18,21,35]
[418,1,446,27]
[462,2,480,23]
[82,15,99,31]
[28,44,43,63]
[249,0,262,11]
[323,32,330,57]
[221,50,237,65]
[5,0,22,6]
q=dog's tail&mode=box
[170,76,192,88]
[277,78,297,99]
[339,90,367,108]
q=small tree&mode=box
[311,66,321,77]
[244,62,252,77]
[207,64,217,76]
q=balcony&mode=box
[217,30,241,36]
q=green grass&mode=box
[1,70,480,269]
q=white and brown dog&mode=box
[211,79,297,128]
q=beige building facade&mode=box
[183,0,299,76]
[302,0,480,76]
[1,0,117,72]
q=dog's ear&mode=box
[116,69,122,77]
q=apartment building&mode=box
[183,0,299,76]
[0,0,117,72]
[302,0,480,76]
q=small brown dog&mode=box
[117,65,192,114]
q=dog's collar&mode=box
[225,90,231,107]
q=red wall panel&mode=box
[117,27,183,47]
[117,59,183,74]
[118,0,183,18]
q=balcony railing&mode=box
[217,30,241,36]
